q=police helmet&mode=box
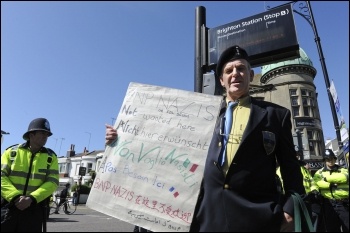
[23,118,53,140]
[323,149,336,160]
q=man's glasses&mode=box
[219,117,230,137]
[219,117,242,144]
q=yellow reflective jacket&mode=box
[1,142,59,204]
[313,165,348,200]
[276,163,318,194]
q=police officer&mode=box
[313,149,349,232]
[277,152,319,195]
[1,118,59,232]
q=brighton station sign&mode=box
[208,4,299,68]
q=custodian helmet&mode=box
[23,118,53,140]
[323,149,336,160]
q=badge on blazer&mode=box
[262,131,275,155]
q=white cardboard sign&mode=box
[87,82,222,232]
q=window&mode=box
[75,164,81,176]
[59,164,66,173]
[307,130,322,157]
[301,89,316,117]
[310,99,314,106]
[302,97,308,105]
[290,90,300,117]
[291,97,298,106]
[87,163,93,173]
[290,89,297,96]
[292,106,299,116]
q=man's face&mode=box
[30,130,50,147]
[325,157,336,167]
[219,59,254,101]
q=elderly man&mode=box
[189,45,305,232]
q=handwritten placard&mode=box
[87,82,222,232]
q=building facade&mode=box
[56,144,104,196]
[251,48,324,171]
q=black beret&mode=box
[215,45,250,78]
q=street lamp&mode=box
[266,1,343,152]
[85,132,91,151]
[58,138,65,156]
[1,130,10,145]
[1,130,10,135]
[53,137,58,151]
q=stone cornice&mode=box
[260,65,316,84]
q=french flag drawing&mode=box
[169,186,179,198]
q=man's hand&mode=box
[280,212,294,232]
[310,190,322,202]
[14,196,32,211]
[105,124,117,146]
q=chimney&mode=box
[66,144,75,157]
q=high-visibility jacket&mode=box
[276,163,318,194]
[1,142,59,204]
[300,165,319,193]
[313,165,349,200]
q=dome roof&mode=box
[261,48,314,76]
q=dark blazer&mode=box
[190,97,305,232]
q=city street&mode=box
[46,205,134,232]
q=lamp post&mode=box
[296,129,304,161]
[53,138,58,151]
[85,132,91,151]
[1,130,10,145]
[58,138,65,156]
[266,1,343,151]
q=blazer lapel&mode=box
[241,100,267,143]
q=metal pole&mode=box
[53,138,58,151]
[266,1,344,152]
[77,176,82,205]
[194,6,206,93]
[58,138,65,156]
[85,132,91,151]
[1,131,10,145]
[305,1,342,150]
[296,129,304,160]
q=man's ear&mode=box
[219,76,224,86]
[249,69,254,82]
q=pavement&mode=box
[46,204,135,232]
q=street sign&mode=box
[208,3,299,67]
[79,167,86,176]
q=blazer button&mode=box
[218,142,222,147]
[224,184,230,189]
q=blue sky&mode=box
[1,1,349,156]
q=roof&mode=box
[261,48,314,76]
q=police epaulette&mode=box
[5,144,20,151]
[46,148,57,157]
